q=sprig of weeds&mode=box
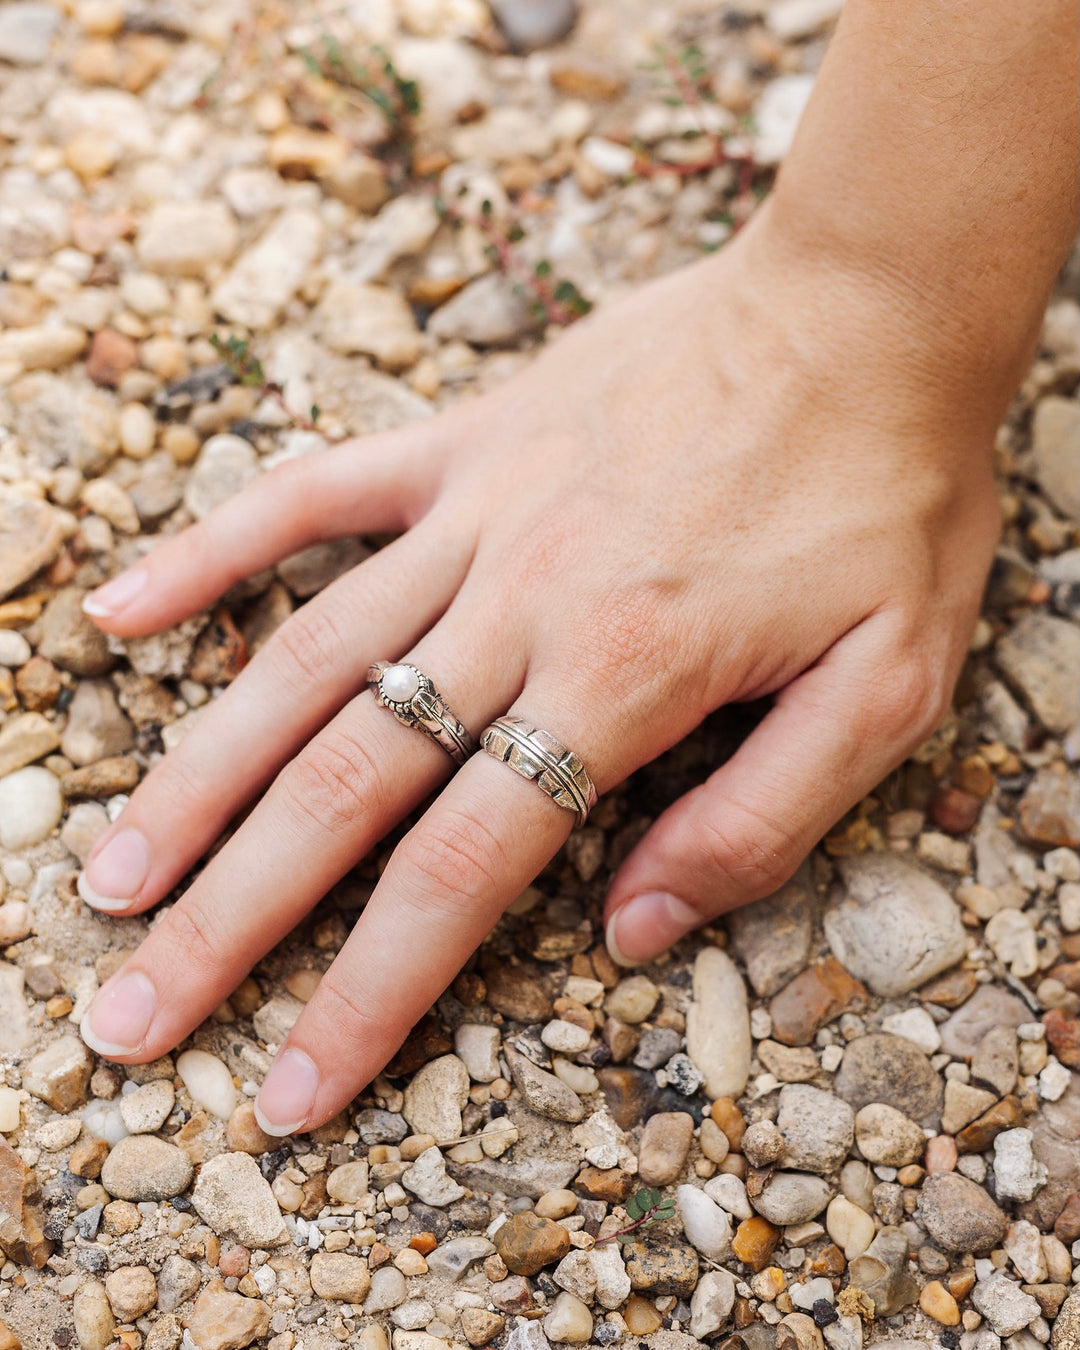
[210,333,342,441]
[595,1188,677,1245]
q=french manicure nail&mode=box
[79,828,151,910]
[82,568,148,618]
[255,1048,319,1136]
[606,891,700,968]
[80,971,157,1057]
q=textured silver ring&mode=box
[368,662,478,765]
[480,715,597,826]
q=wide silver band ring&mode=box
[368,662,478,765]
[480,715,597,826]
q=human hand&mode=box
[76,207,1002,1133]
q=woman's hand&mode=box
[76,207,1002,1134]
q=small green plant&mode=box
[210,333,339,440]
[596,1188,677,1245]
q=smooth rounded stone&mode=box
[993,1129,1047,1202]
[0,766,63,849]
[184,1279,270,1350]
[402,1054,470,1139]
[824,854,966,996]
[191,1152,286,1247]
[919,1172,1007,1252]
[743,1119,785,1167]
[454,1024,501,1082]
[541,1019,591,1055]
[101,1135,193,1201]
[997,612,1080,735]
[326,1160,369,1205]
[105,1264,157,1320]
[119,402,156,458]
[604,975,659,1025]
[309,1252,370,1303]
[0,1,59,65]
[487,0,576,52]
[777,1084,855,1174]
[686,947,752,1100]
[0,901,31,947]
[544,1291,593,1344]
[853,1103,926,1166]
[825,1195,875,1260]
[364,1266,407,1312]
[638,1111,694,1186]
[183,434,259,521]
[136,201,239,277]
[622,1234,699,1297]
[833,1033,943,1125]
[728,867,815,997]
[676,1184,732,1261]
[73,1280,115,1350]
[424,1236,494,1282]
[704,1173,752,1220]
[536,1189,578,1220]
[0,496,65,602]
[881,1006,942,1055]
[494,1211,570,1275]
[427,273,537,346]
[402,1147,466,1207]
[176,1050,238,1120]
[0,631,31,666]
[225,1100,275,1157]
[118,1080,174,1135]
[157,1255,200,1313]
[688,1267,736,1340]
[751,1172,833,1226]
[971,1025,1021,1098]
[972,1272,1042,1338]
[503,1046,584,1123]
[1052,1292,1078,1350]
[699,1116,730,1164]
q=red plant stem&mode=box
[594,1203,667,1245]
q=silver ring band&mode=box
[368,662,478,766]
[480,715,597,826]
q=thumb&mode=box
[603,619,949,966]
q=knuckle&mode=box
[883,658,950,743]
[694,799,797,901]
[394,810,504,919]
[271,603,350,698]
[307,977,379,1050]
[281,728,387,835]
[157,900,224,981]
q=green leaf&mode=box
[310,405,320,423]
[480,198,493,217]
[625,1194,646,1220]
[533,259,552,278]
[616,1233,635,1245]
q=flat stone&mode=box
[853,1104,925,1166]
[941,1080,998,1134]
[777,1084,854,1174]
[183,435,259,521]
[424,1235,494,1282]
[993,1128,1047,1201]
[972,1272,1041,1338]
[685,946,751,1099]
[157,1255,200,1313]
[191,1152,286,1247]
[604,974,659,1024]
[494,1211,570,1275]
[365,1264,407,1312]
[997,613,1080,735]
[0,711,61,779]
[1031,396,1080,520]
[212,208,323,330]
[971,1025,1019,1096]
[622,1233,699,1297]
[939,985,1031,1058]
[453,1024,502,1082]
[919,1172,1006,1253]
[479,954,552,1021]
[955,1094,1026,1152]
[751,1171,833,1226]
[637,1111,693,1186]
[690,1268,736,1340]
[0,1136,52,1266]
[137,202,238,276]
[504,1045,584,1123]
[310,1251,371,1302]
[24,1036,93,1112]
[768,958,868,1047]
[1017,767,1080,850]
[101,1136,193,1202]
[402,1054,470,1139]
[183,1279,269,1350]
[728,866,815,996]
[427,273,537,346]
[824,853,966,996]
[119,1080,174,1134]
[317,280,423,371]
[833,1033,943,1126]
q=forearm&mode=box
[765,0,1078,407]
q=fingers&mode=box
[78,606,524,1070]
[77,520,468,915]
[82,425,445,636]
[603,617,952,965]
[253,706,598,1132]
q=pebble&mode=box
[136,201,238,276]
[940,985,1032,1058]
[541,1019,591,1054]
[686,947,752,1099]
[985,909,1039,977]
[0,497,65,602]
[105,1265,157,1321]
[754,73,815,165]
[880,1006,941,1054]
[402,1146,466,1206]
[743,1118,785,1166]
[824,854,966,996]
[920,1279,961,1325]
[768,959,868,1047]
[494,1211,571,1275]
[690,1268,737,1339]
[503,1046,584,1123]
[73,1280,115,1350]
[1004,1218,1048,1283]
[317,281,423,371]
[0,631,31,667]
[454,1024,501,1082]
[918,1171,1007,1253]
[212,208,324,330]
[487,0,577,51]
[833,1033,943,1124]
[847,1227,918,1317]
[191,1152,286,1247]
[621,1233,699,1296]
[118,1079,174,1134]
[588,1239,631,1309]
[60,679,134,766]
[752,1172,833,1226]
[777,1084,854,1173]
[824,1195,875,1260]
[543,1290,593,1344]
[402,1054,470,1139]
[424,1236,494,1282]
[183,434,260,521]
[24,1036,93,1112]
[1031,395,1080,520]
[677,1183,733,1260]
[0,1135,51,1265]
[365,1265,407,1312]
[176,1049,238,1120]
[972,1272,1042,1338]
[0,1,60,64]
[100,1135,193,1201]
[604,974,659,1024]
[638,1111,694,1185]
[184,1279,270,1350]
[0,765,63,850]
[704,1172,752,1220]
[428,273,537,346]
[310,1252,371,1302]
[1052,1292,1079,1350]
[996,612,1080,735]
[852,1104,926,1166]
[992,1128,1047,1201]
[1018,767,1080,849]
[460,1309,506,1347]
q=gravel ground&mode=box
[0,3,1077,1350]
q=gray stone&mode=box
[997,613,1080,735]
[156,1255,200,1313]
[101,1136,193,1202]
[402,1054,471,1139]
[972,1026,1019,1097]
[824,853,966,996]
[487,0,577,52]
[61,679,134,766]
[940,986,1032,1059]
[833,1033,943,1126]
[401,1147,465,1207]
[504,1045,584,1123]
[355,1108,408,1145]
[728,866,815,996]
[992,1129,1047,1202]
[1031,396,1080,520]
[0,494,65,600]
[428,273,538,346]
[777,1084,854,1174]
[0,2,59,66]
[191,1151,287,1246]
[424,1236,494,1282]
[919,1172,1007,1253]
[685,946,752,1100]
[751,1171,833,1225]
[183,434,259,521]
[972,1273,1042,1338]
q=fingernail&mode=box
[606,892,701,968]
[82,568,148,618]
[79,828,151,910]
[255,1048,319,1136]
[80,971,157,1057]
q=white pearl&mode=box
[381,664,420,702]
